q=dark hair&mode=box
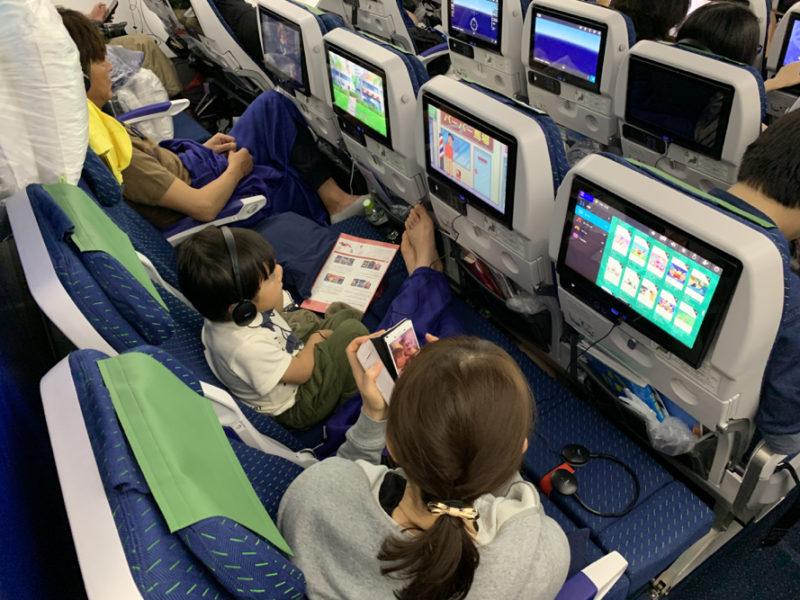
[613,0,690,41]
[380,337,535,600]
[177,227,276,321]
[737,109,800,209]
[676,2,760,65]
[57,6,106,76]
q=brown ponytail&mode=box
[380,336,535,600]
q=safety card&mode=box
[301,233,398,313]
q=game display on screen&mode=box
[625,56,734,160]
[426,101,510,219]
[780,15,800,67]
[531,11,604,87]
[260,9,305,90]
[558,179,741,366]
[449,0,501,47]
[327,48,388,138]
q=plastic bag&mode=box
[618,389,698,456]
[506,291,546,314]
[115,68,174,141]
[0,0,88,201]
[107,44,145,91]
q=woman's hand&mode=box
[346,332,389,421]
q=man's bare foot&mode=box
[404,205,442,272]
[400,231,417,276]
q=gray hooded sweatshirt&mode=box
[278,411,570,600]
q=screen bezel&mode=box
[528,6,609,94]
[447,0,504,53]
[325,42,392,149]
[258,6,310,96]
[624,55,735,161]
[556,175,742,368]
[777,13,800,73]
[422,91,517,229]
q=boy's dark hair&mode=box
[57,7,106,76]
[676,2,760,65]
[613,0,690,41]
[737,109,800,209]
[177,227,276,321]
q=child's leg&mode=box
[274,317,368,430]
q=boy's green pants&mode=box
[274,307,367,430]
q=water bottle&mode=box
[363,197,388,226]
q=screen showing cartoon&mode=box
[425,99,511,220]
[781,15,800,67]
[625,56,735,160]
[531,11,604,86]
[260,8,305,89]
[449,0,501,47]
[558,177,741,366]
[327,48,388,138]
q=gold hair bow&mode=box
[426,501,479,521]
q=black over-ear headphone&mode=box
[221,226,257,326]
[540,444,640,518]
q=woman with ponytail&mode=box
[278,335,570,599]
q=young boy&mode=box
[177,226,368,429]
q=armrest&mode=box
[554,551,628,600]
[164,194,267,246]
[418,41,449,66]
[117,98,190,125]
[199,381,318,468]
[732,439,800,516]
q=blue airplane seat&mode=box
[26,183,305,452]
[67,347,306,599]
[78,148,181,288]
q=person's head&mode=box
[676,2,760,64]
[57,6,113,107]
[736,109,800,210]
[177,227,282,323]
[613,0,690,41]
[381,336,535,600]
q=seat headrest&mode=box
[462,80,570,193]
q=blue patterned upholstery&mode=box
[30,185,156,350]
[68,348,305,599]
[596,481,715,592]
[462,81,570,194]
[524,398,675,531]
[80,147,181,289]
[31,182,305,452]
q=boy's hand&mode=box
[227,147,253,179]
[203,133,237,155]
[346,332,389,421]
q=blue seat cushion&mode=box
[524,397,675,533]
[69,348,305,599]
[596,481,714,592]
[81,147,182,290]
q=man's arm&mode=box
[158,147,253,222]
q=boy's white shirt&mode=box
[202,307,302,415]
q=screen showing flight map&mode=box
[449,0,501,48]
